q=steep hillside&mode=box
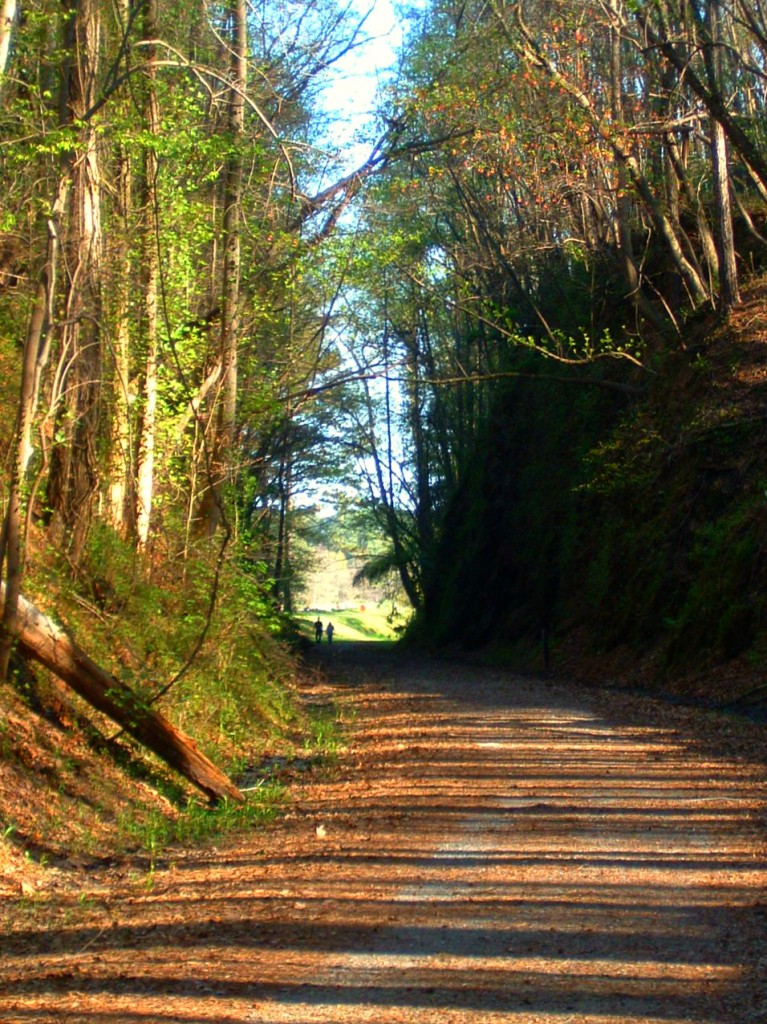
[419,278,767,703]
[0,676,186,896]
[0,540,319,893]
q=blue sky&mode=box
[318,0,402,168]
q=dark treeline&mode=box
[338,0,767,681]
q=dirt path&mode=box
[2,647,766,1023]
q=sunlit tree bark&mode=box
[47,0,104,560]
[0,0,16,87]
[105,0,135,534]
[198,0,246,536]
[135,0,161,549]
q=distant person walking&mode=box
[314,618,323,643]
[326,622,335,644]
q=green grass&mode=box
[117,783,286,867]
[297,604,409,642]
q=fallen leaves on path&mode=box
[1,652,766,1023]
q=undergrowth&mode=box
[117,783,286,870]
[0,523,334,871]
[25,523,304,770]
[304,699,347,762]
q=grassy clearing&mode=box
[297,604,409,643]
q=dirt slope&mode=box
[1,645,766,1023]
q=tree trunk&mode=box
[103,0,137,534]
[47,0,104,561]
[0,0,16,86]
[106,135,133,533]
[409,312,434,564]
[0,230,57,677]
[664,129,720,289]
[358,373,422,610]
[198,0,246,535]
[135,0,160,549]
[608,4,639,300]
[0,582,243,803]
[272,447,293,611]
[0,30,74,676]
[606,1,667,330]
[710,117,740,311]
[702,0,740,312]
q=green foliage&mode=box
[665,501,765,667]
[354,549,402,586]
[418,354,623,649]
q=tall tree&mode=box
[105,0,135,534]
[699,0,741,311]
[197,0,247,537]
[134,0,161,548]
[47,0,104,559]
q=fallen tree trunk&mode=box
[1,583,243,804]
